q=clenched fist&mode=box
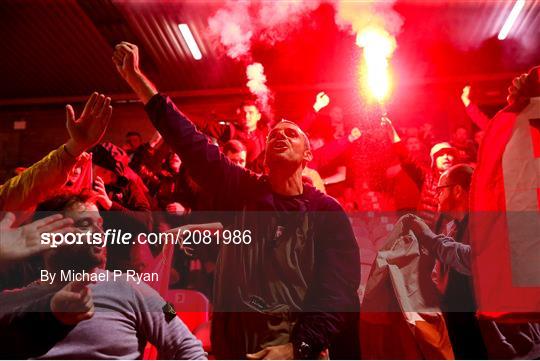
[313,91,330,112]
[112,42,141,81]
[51,279,96,325]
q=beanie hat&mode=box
[430,142,458,167]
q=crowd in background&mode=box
[0,85,495,298]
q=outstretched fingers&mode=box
[29,214,64,230]
[0,212,16,230]
[82,92,99,119]
[97,97,112,122]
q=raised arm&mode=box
[0,93,112,212]
[298,91,330,134]
[112,42,259,205]
[0,213,74,267]
[403,214,471,275]
[461,86,490,130]
[381,117,426,187]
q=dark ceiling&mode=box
[1,0,539,105]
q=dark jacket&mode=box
[429,217,540,359]
[91,142,153,231]
[393,141,440,228]
[0,286,72,359]
[190,116,268,170]
[145,94,361,359]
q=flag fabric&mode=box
[61,152,93,193]
[360,216,454,359]
[469,91,540,320]
[141,240,175,295]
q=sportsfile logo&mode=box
[40,228,253,248]
[40,229,183,248]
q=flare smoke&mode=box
[208,0,404,107]
[246,63,271,115]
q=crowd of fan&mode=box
[0,39,537,359]
[0,84,496,298]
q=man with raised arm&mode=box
[382,116,460,229]
[113,42,360,360]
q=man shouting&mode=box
[113,42,360,359]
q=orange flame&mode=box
[356,27,396,104]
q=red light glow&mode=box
[356,27,396,104]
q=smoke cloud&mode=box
[246,62,272,115]
[333,1,403,38]
[207,1,253,59]
[208,0,324,58]
[207,0,404,110]
[207,0,325,114]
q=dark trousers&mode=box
[444,311,488,359]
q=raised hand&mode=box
[0,212,74,263]
[112,41,140,81]
[50,279,96,325]
[402,213,436,245]
[348,127,362,142]
[93,176,113,210]
[507,73,528,105]
[166,202,186,216]
[380,116,400,143]
[65,93,112,157]
[461,85,471,107]
[313,91,330,112]
[112,42,158,105]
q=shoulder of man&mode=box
[304,184,344,212]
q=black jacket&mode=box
[145,94,361,359]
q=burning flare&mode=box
[356,27,396,104]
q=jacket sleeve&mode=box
[291,200,360,357]
[392,141,427,188]
[131,281,207,360]
[0,145,78,212]
[310,137,350,171]
[465,103,491,130]
[425,234,472,276]
[190,115,232,143]
[298,109,318,133]
[108,176,153,230]
[144,94,259,207]
[0,290,73,359]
